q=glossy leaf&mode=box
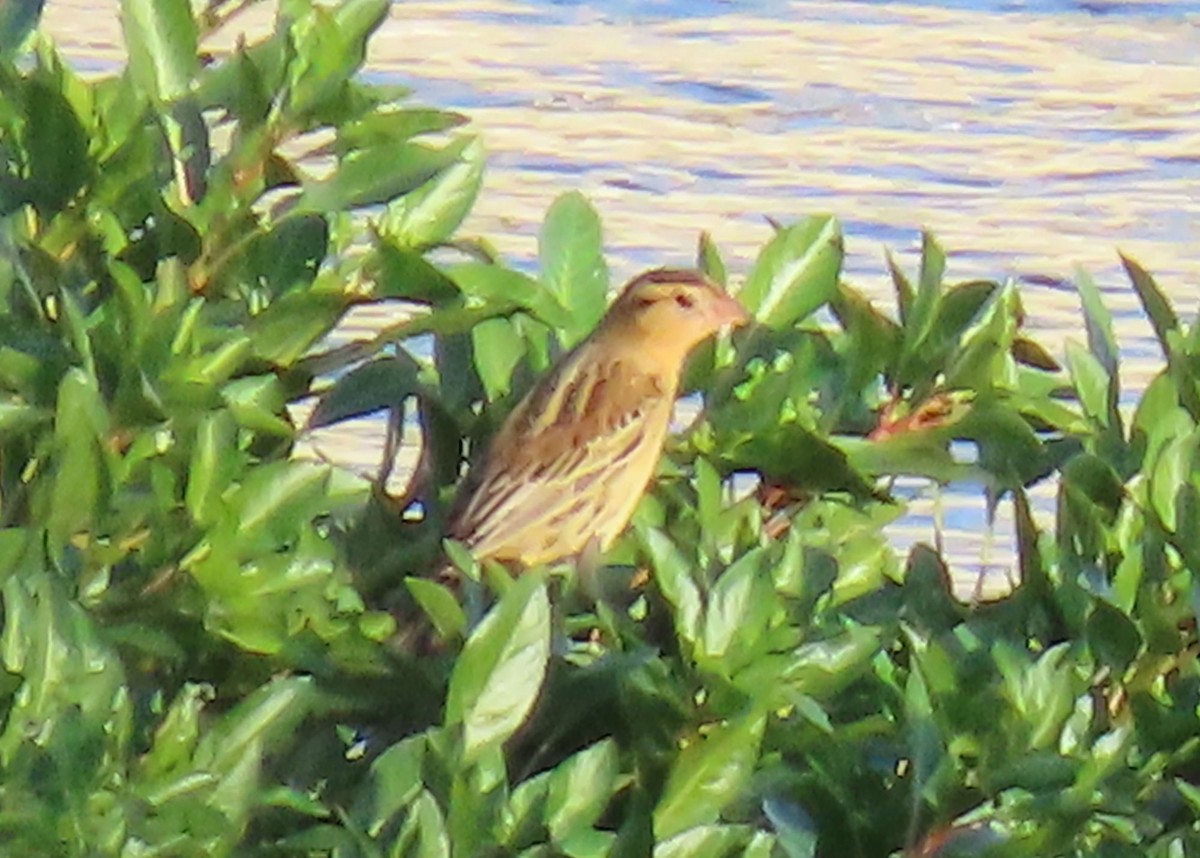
[336,108,470,152]
[738,215,842,329]
[539,190,609,344]
[545,739,620,845]
[445,575,551,762]
[1121,252,1178,357]
[448,262,572,328]
[641,527,702,646]
[1074,265,1118,378]
[653,710,766,839]
[472,316,526,402]
[697,231,727,287]
[1065,340,1112,427]
[407,578,468,642]
[383,136,485,249]
[295,138,470,215]
[120,0,198,103]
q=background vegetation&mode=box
[2,1,1200,855]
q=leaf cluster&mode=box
[3,2,1200,857]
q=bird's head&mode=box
[603,268,749,365]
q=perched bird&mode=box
[446,267,749,570]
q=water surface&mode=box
[41,0,1200,593]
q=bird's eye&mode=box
[673,292,695,310]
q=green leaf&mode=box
[48,369,109,548]
[500,769,552,848]
[640,527,702,646]
[295,138,470,215]
[371,238,461,303]
[0,401,49,437]
[307,353,423,429]
[997,642,1077,751]
[885,249,915,325]
[283,0,390,122]
[0,0,43,54]
[401,789,451,858]
[186,410,238,526]
[222,375,293,437]
[248,291,350,364]
[922,279,998,362]
[336,108,469,152]
[941,283,1016,391]
[1074,265,1119,378]
[382,136,484,249]
[231,461,331,549]
[406,578,468,642]
[702,549,771,662]
[653,710,766,839]
[738,216,842,328]
[1065,340,1112,427]
[137,683,215,801]
[243,215,329,297]
[472,316,526,402]
[1150,429,1199,532]
[20,63,91,215]
[0,567,128,766]
[653,825,754,858]
[448,262,572,328]
[545,739,620,845]
[199,676,316,773]
[120,0,198,103]
[1086,602,1140,674]
[1120,252,1178,357]
[539,191,609,344]
[909,230,946,340]
[780,627,882,698]
[351,733,427,837]
[696,231,727,287]
[445,575,551,762]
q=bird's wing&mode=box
[449,350,673,562]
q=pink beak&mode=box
[708,289,750,328]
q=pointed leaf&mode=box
[307,354,423,429]
[1121,252,1178,357]
[545,739,620,845]
[640,527,702,646]
[885,249,914,325]
[696,231,727,287]
[383,136,484,249]
[295,138,469,215]
[738,216,842,329]
[120,0,198,103]
[653,710,765,839]
[1065,340,1111,427]
[445,575,551,762]
[406,578,467,642]
[539,191,609,344]
[1074,266,1118,378]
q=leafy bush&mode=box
[3,1,1200,856]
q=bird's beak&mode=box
[710,289,750,329]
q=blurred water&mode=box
[42,0,1200,595]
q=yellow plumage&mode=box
[447,267,748,569]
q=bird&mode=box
[445,267,749,572]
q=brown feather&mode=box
[445,267,748,570]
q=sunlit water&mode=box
[42,0,1200,595]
